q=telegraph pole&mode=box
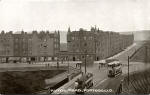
[94,35,97,61]
[128,56,130,85]
[145,45,147,64]
[85,52,87,74]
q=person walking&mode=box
[99,63,101,70]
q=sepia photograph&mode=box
[0,0,150,94]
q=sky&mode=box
[0,0,150,43]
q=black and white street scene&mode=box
[0,0,150,94]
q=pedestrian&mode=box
[76,63,77,68]
[57,62,59,68]
[99,63,101,70]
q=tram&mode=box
[74,73,93,94]
[107,60,122,77]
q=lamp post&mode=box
[67,40,71,80]
[145,45,147,64]
[84,50,87,74]
[128,56,130,85]
[94,36,97,61]
[67,56,70,74]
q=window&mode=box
[72,36,75,40]
[55,44,57,48]
[90,36,93,40]
[84,43,87,46]
[72,44,75,47]
[29,39,32,42]
[15,38,18,42]
[84,36,86,40]
[23,51,26,54]
[23,38,25,42]
[29,51,32,54]
[23,44,26,49]
[76,49,79,52]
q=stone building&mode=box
[67,28,95,62]
[67,27,134,62]
[0,30,60,63]
[0,31,14,62]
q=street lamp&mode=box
[94,35,97,61]
[67,56,70,74]
[128,56,130,85]
[84,50,88,74]
[67,40,71,81]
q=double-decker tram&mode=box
[74,73,93,94]
[107,60,122,77]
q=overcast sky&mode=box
[0,0,150,42]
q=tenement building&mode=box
[0,30,60,63]
[67,27,134,62]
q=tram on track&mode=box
[74,73,93,94]
[107,60,122,77]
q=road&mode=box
[86,43,150,94]
[52,43,149,94]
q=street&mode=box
[86,43,150,94]
[52,43,150,94]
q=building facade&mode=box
[67,27,134,62]
[0,30,60,63]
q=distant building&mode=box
[67,27,134,62]
[0,30,60,63]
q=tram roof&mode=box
[107,61,120,65]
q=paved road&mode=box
[86,43,150,94]
[52,43,146,94]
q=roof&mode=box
[107,61,120,65]
[106,59,119,63]
[94,60,106,64]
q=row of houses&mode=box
[0,27,134,63]
[65,27,134,62]
[0,30,60,63]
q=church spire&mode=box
[68,27,71,32]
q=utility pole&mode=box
[67,40,71,80]
[128,56,130,86]
[68,56,70,74]
[94,35,97,61]
[85,51,87,74]
[145,45,147,64]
